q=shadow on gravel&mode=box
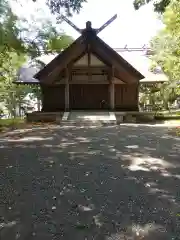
[0,125,180,239]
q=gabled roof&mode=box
[33,31,144,84]
[91,36,144,80]
[15,48,169,85]
[34,36,85,81]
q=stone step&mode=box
[60,120,117,127]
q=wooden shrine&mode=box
[18,15,144,111]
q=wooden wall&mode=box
[69,84,109,109]
[41,83,139,111]
[115,84,139,111]
[41,85,65,111]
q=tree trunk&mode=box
[37,98,41,111]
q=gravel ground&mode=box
[0,125,180,240]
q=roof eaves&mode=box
[95,36,144,80]
[34,36,83,80]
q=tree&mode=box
[0,0,74,117]
[47,34,73,52]
[148,0,180,108]
[32,0,86,16]
[151,0,180,82]
[0,52,30,117]
[0,0,25,68]
[22,19,73,57]
[0,0,28,117]
[26,31,73,110]
[133,0,171,13]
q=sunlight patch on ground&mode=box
[43,144,54,148]
[121,154,175,172]
[60,142,77,147]
[0,221,17,228]
[75,137,91,143]
[78,204,94,212]
[148,186,169,194]
[93,214,103,228]
[120,123,180,127]
[105,223,168,239]
[144,146,157,151]
[125,145,139,149]
[148,186,177,204]
[4,136,53,142]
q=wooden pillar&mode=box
[65,68,69,111]
[109,67,115,110]
[87,44,91,81]
[110,82,115,109]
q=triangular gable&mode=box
[74,53,105,66]
[34,34,144,84]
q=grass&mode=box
[0,117,25,126]
[155,110,180,120]
[0,118,25,132]
[156,110,180,115]
[0,117,58,133]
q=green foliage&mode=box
[138,0,180,109]
[133,0,151,10]
[47,34,73,52]
[150,0,180,92]
[133,0,171,13]
[0,0,74,58]
[28,32,73,102]
[0,0,75,118]
[33,0,86,16]
[0,0,32,117]
[24,20,74,57]
[0,0,25,68]
[0,52,30,117]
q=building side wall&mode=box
[115,84,139,111]
[41,85,65,111]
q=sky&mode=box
[10,0,164,48]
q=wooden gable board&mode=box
[90,36,144,82]
[74,53,105,66]
[34,36,85,81]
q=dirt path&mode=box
[0,125,180,239]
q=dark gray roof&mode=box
[16,66,40,84]
[15,54,58,84]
